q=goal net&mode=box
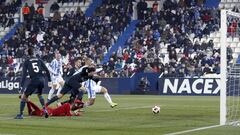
[221,10,240,126]
[227,64,240,126]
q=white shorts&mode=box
[51,75,64,85]
[82,79,102,99]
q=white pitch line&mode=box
[91,105,163,112]
[164,125,222,135]
[0,116,31,121]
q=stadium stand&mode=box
[104,0,225,77]
[50,0,92,17]
[0,0,21,39]
[0,0,132,78]
[219,0,240,10]
[0,0,236,78]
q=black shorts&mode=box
[60,80,82,96]
[24,77,45,96]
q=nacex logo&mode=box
[161,78,220,95]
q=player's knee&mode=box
[101,87,107,93]
[52,84,58,90]
[59,81,65,86]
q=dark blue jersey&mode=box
[67,66,95,84]
[20,57,51,87]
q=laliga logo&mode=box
[0,79,20,90]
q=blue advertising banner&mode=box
[0,77,21,93]
[158,78,220,96]
[0,76,223,96]
[0,77,132,94]
[0,77,50,94]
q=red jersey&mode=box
[27,101,75,116]
[47,103,72,116]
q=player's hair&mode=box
[88,67,96,72]
[28,47,34,56]
[74,57,81,62]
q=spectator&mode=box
[144,64,153,73]
[137,0,148,20]
[7,66,15,78]
[22,3,30,22]
[227,45,233,63]
[37,4,44,15]
[152,0,158,12]
[50,2,60,12]
[29,3,35,20]
[203,64,212,74]
[137,77,150,93]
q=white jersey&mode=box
[49,59,63,76]
[48,59,64,84]
[82,79,102,99]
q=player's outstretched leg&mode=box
[38,94,49,118]
[47,88,55,102]
[15,94,27,119]
[101,87,117,108]
[45,93,64,113]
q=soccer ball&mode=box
[152,106,160,114]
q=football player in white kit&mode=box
[82,78,118,108]
[47,51,65,101]
[79,58,117,108]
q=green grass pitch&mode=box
[0,94,239,135]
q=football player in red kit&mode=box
[26,99,83,117]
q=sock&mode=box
[20,100,26,115]
[46,96,59,106]
[48,88,55,100]
[38,95,45,107]
[56,87,62,96]
[104,93,113,105]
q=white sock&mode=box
[48,88,55,100]
[104,93,113,105]
[56,86,62,96]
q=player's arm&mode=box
[73,66,86,75]
[95,67,103,73]
[66,68,75,77]
[20,60,28,88]
[40,60,51,82]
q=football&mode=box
[152,106,160,114]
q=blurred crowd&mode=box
[103,0,229,77]
[0,0,235,78]
[0,0,21,29]
[0,0,132,78]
